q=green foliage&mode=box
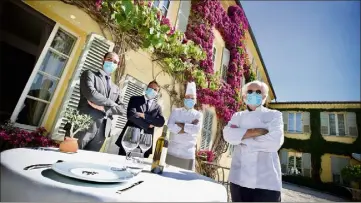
[342,165,361,184]
[247,70,256,82]
[64,108,93,138]
[273,108,361,183]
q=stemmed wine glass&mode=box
[139,133,153,157]
[121,127,141,160]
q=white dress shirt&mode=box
[144,95,153,110]
[167,108,202,160]
[223,106,284,192]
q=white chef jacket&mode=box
[223,106,284,192]
[167,108,202,160]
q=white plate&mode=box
[51,162,134,183]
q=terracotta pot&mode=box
[59,137,78,153]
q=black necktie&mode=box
[105,76,111,95]
[146,100,150,112]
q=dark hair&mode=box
[103,52,118,59]
[148,80,160,91]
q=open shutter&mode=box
[279,149,288,173]
[51,33,114,140]
[105,75,147,154]
[303,112,310,133]
[320,112,329,135]
[176,1,191,32]
[221,47,230,81]
[201,111,213,150]
[302,153,312,177]
[282,111,288,132]
[346,112,358,137]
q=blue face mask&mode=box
[145,88,157,99]
[246,93,263,106]
[103,61,117,75]
[184,99,196,109]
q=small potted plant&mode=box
[60,109,92,153]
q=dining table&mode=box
[0,147,227,202]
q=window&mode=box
[282,111,310,134]
[320,112,357,136]
[220,47,230,81]
[153,0,170,17]
[288,112,303,133]
[279,149,312,177]
[331,156,350,185]
[13,27,77,128]
[176,1,191,33]
[200,110,213,150]
[228,144,235,156]
[212,46,217,71]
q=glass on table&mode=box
[139,133,152,156]
[124,151,145,177]
[121,127,141,160]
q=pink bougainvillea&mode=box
[185,0,250,122]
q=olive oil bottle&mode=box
[151,125,168,174]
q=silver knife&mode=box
[116,181,144,194]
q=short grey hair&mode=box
[241,80,269,105]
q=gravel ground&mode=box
[226,182,348,202]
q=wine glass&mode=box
[121,127,141,160]
[139,133,153,156]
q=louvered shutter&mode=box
[346,112,358,137]
[104,75,148,154]
[51,33,114,140]
[302,153,312,177]
[176,1,191,33]
[320,112,329,135]
[279,149,288,173]
[282,111,288,132]
[303,112,311,133]
[201,111,213,150]
[221,47,230,81]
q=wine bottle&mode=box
[151,125,169,174]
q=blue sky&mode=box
[241,1,360,102]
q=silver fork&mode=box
[116,181,144,194]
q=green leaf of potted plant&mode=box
[60,109,93,153]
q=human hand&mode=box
[149,124,154,128]
[191,119,199,125]
[88,101,104,111]
[251,128,269,136]
[137,112,145,119]
[176,122,185,128]
[230,124,238,128]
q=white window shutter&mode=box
[51,33,114,141]
[279,149,288,173]
[176,1,191,33]
[346,112,358,136]
[302,153,312,177]
[282,111,288,132]
[303,112,311,133]
[201,111,213,150]
[320,112,329,135]
[221,47,230,81]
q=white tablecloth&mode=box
[0,148,227,202]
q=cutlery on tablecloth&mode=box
[23,160,64,170]
[116,181,144,194]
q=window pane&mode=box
[337,114,345,136]
[288,113,295,132]
[16,98,49,126]
[329,114,336,135]
[212,47,216,62]
[153,0,160,8]
[40,50,68,78]
[161,0,170,16]
[28,73,58,102]
[296,113,302,132]
[50,29,76,56]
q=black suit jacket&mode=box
[115,95,165,158]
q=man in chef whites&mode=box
[166,82,202,171]
[223,80,284,202]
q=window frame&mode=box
[10,23,79,130]
[153,0,170,17]
[328,112,346,136]
[287,112,303,133]
[175,1,191,33]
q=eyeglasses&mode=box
[247,90,262,94]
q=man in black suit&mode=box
[66,52,126,152]
[115,81,165,158]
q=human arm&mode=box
[241,111,284,152]
[104,88,126,116]
[167,109,183,134]
[80,70,116,107]
[143,105,165,127]
[183,112,202,135]
[126,96,152,129]
[222,112,248,145]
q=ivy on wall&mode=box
[273,107,361,182]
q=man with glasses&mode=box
[66,52,126,152]
[115,80,165,158]
[166,82,202,171]
[223,80,284,202]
